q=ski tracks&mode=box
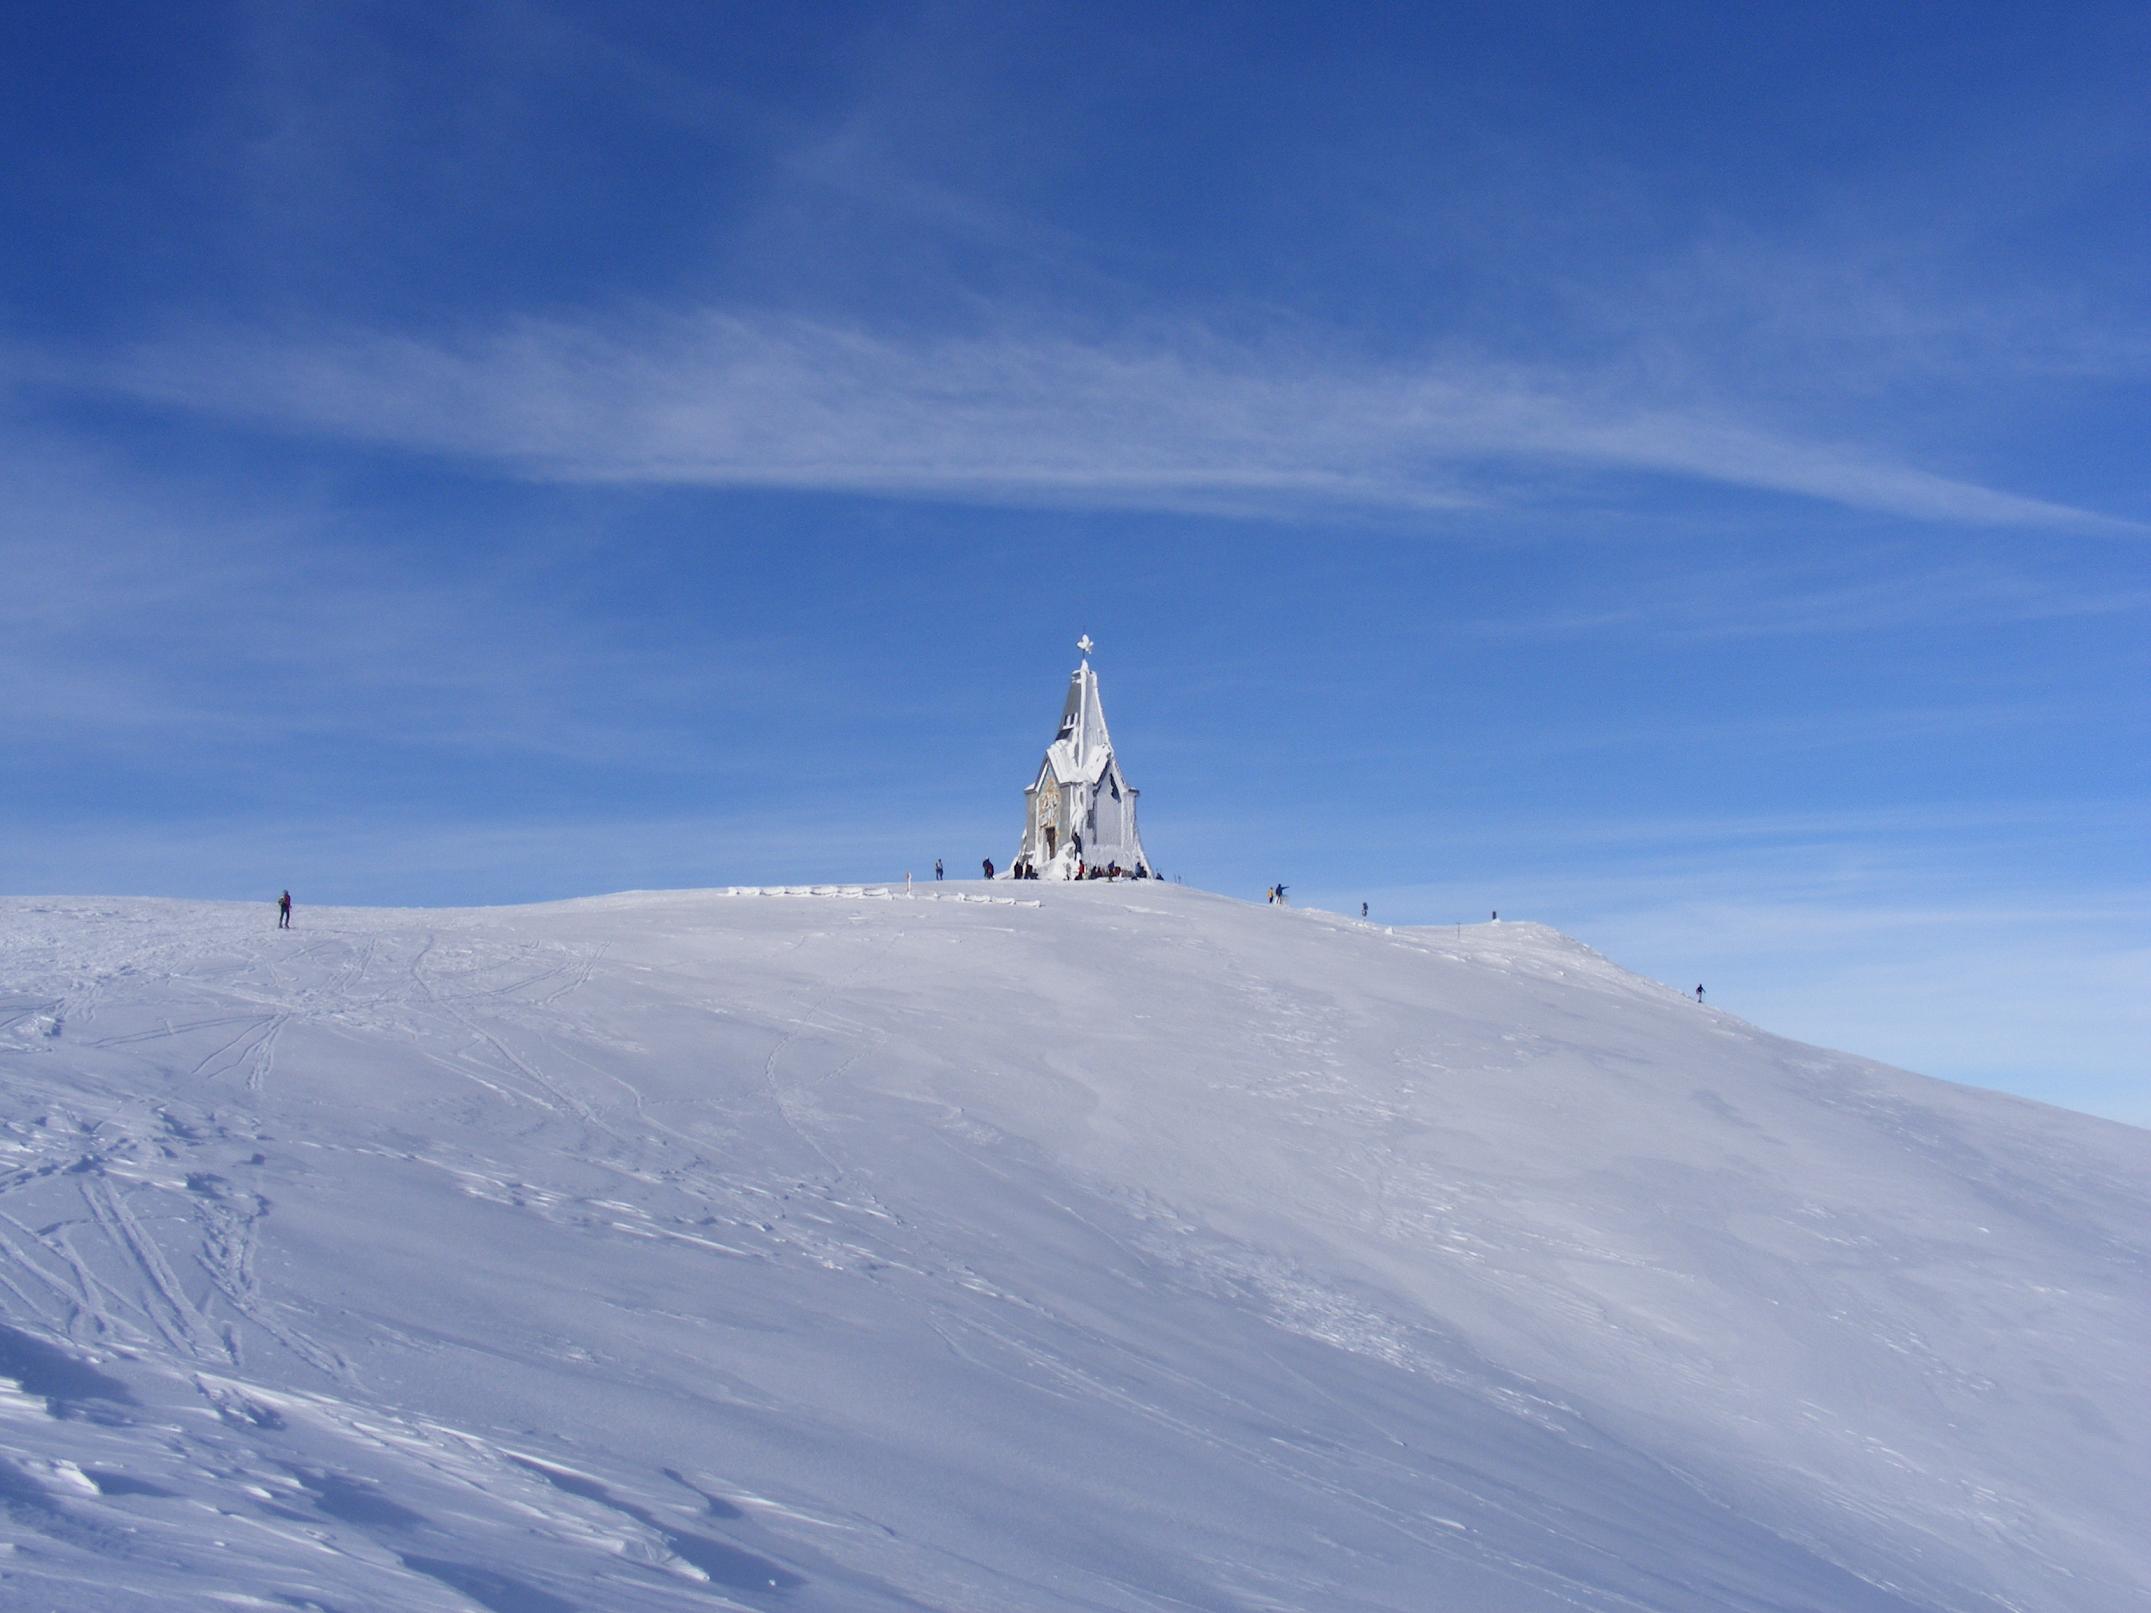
[0,1107,350,1387]
[78,1170,223,1363]
[408,935,613,1127]
[533,940,608,1006]
[189,1170,351,1382]
[0,933,356,1384]
[241,1010,287,1095]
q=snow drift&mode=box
[0,883,2142,1611]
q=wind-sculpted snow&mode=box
[0,887,2142,1611]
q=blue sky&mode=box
[3,2,2146,1120]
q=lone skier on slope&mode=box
[1695,984,1705,1004]
[277,890,292,929]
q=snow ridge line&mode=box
[723,885,1041,908]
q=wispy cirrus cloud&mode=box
[1468,557,2151,640]
[43,310,2140,531]
[0,428,841,778]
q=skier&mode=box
[277,890,292,929]
[1361,901,1369,920]
[935,859,944,881]
[1273,884,1288,906]
[982,857,995,880]
[1695,984,1706,1005]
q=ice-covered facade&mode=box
[1011,639,1151,879]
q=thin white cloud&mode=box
[1329,799,2147,858]
[53,311,2140,531]
[0,429,842,773]
[1468,556,2151,641]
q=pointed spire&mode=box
[1014,640,1149,879]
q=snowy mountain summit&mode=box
[0,884,2143,1612]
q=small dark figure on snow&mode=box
[1695,984,1706,1004]
[935,859,944,881]
[1362,901,1369,920]
[277,890,292,929]
[982,858,995,879]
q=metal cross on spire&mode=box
[1076,633,1094,658]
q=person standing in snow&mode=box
[935,859,944,881]
[1361,901,1369,920]
[277,890,292,929]
[982,857,995,879]
[1696,984,1706,1004]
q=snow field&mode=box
[0,884,2143,1610]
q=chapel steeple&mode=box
[1010,636,1151,880]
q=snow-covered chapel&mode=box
[1011,636,1151,880]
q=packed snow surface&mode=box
[0,884,2143,1611]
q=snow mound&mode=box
[0,884,2142,1611]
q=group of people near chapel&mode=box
[980,856,1153,881]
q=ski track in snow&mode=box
[0,887,2143,1611]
